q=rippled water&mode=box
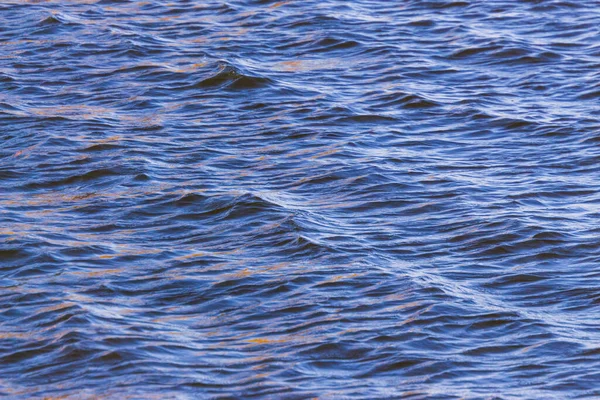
[2,0,600,398]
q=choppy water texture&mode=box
[1,1,600,398]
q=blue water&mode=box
[2,1,600,398]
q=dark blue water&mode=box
[2,1,600,398]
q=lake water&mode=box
[1,1,600,398]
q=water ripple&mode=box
[2,0,600,398]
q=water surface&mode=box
[1,0,600,398]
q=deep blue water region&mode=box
[1,1,600,399]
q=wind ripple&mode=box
[1,0,600,398]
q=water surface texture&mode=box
[2,1,600,398]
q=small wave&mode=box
[191,63,272,90]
